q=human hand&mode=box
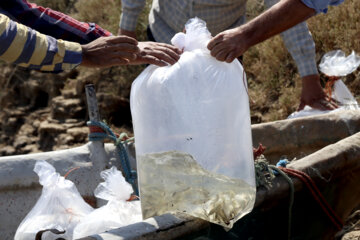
[130,41,182,66]
[80,36,139,68]
[298,75,338,111]
[207,27,250,63]
[118,28,136,39]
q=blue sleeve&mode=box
[301,0,344,13]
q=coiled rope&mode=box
[255,157,294,239]
[278,166,343,231]
[255,156,343,239]
[87,120,138,195]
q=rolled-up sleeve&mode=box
[0,14,82,73]
[301,0,344,13]
[120,0,146,31]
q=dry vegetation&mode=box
[71,0,360,122]
[1,0,359,124]
[244,0,360,121]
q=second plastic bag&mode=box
[14,161,93,240]
[73,167,142,239]
[130,18,256,228]
[288,50,360,119]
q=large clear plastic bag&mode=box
[288,50,360,119]
[14,161,93,240]
[130,18,256,228]
[73,167,142,239]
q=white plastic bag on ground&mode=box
[130,18,255,228]
[331,80,359,110]
[288,50,360,119]
[73,167,142,239]
[14,161,93,240]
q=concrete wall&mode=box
[252,110,360,163]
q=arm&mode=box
[0,0,111,44]
[264,0,318,78]
[279,21,337,110]
[264,0,336,110]
[0,14,139,72]
[0,13,82,72]
[207,0,316,63]
[207,0,342,110]
[118,0,146,37]
[208,0,345,62]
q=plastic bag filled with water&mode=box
[130,18,255,228]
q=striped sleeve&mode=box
[0,14,82,73]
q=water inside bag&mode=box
[138,151,256,228]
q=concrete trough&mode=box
[1,110,359,239]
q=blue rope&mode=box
[87,121,138,196]
[276,159,289,168]
[272,158,290,175]
[268,165,294,240]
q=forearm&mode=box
[0,0,111,44]
[119,0,146,32]
[0,14,82,73]
[263,0,318,77]
[280,22,318,77]
[241,0,316,50]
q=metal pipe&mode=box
[85,84,100,122]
